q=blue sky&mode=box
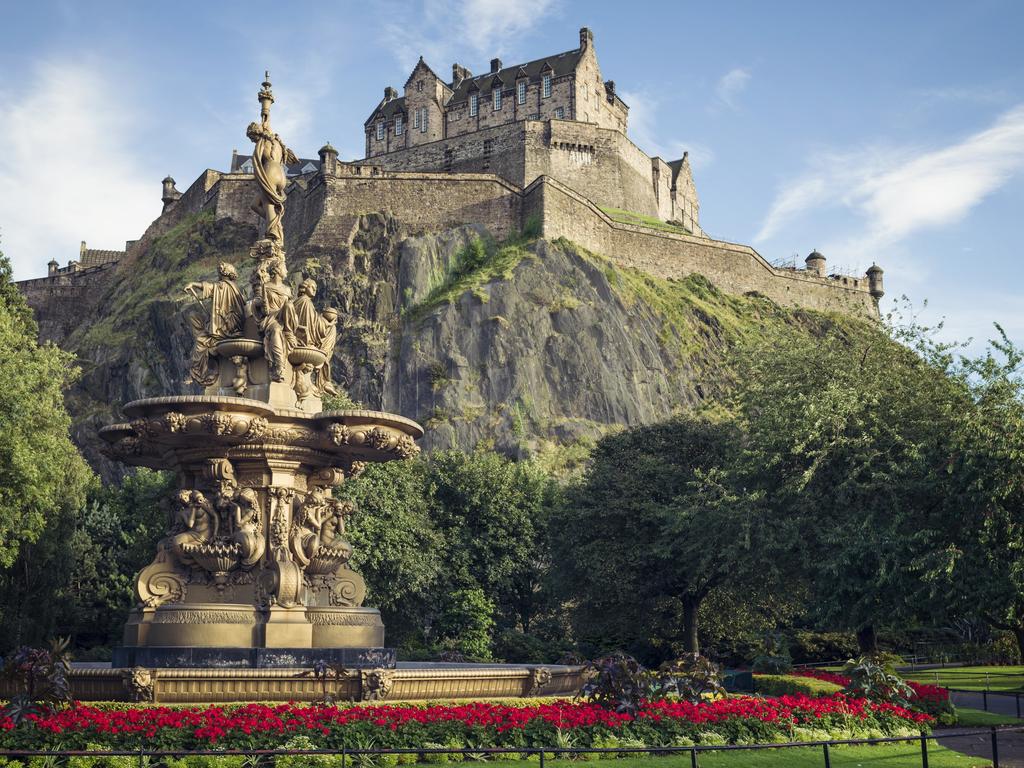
[1,0,1022,349]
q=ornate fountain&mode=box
[100,75,422,669]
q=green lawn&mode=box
[955,706,1024,727]
[905,666,1024,692]
[543,743,987,767]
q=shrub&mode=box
[1,638,72,723]
[653,654,726,702]
[841,655,914,706]
[751,655,793,675]
[753,674,843,697]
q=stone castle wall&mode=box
[17,163,878,328]
[522,176,878,315]
[366,119,702,236]
[17,261,120,344]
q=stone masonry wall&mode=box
[17,262,120,344]
[524,176,878,316]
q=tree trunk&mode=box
[682,596,700,655]
[1013,627,1024,664]
[856,624,877,654]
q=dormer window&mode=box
[395,114,404,135]
[517,80,526,104]
[493,88,502,111]
[376,121,385,140]
[542,73,552,98]
[470,93,478,116]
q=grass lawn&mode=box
[905,666,1024,692]
[543,743,987,766]
[955,706,1024,727]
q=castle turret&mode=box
[867,263,885,299]
[319,142,338,177]
[162,175,182,211]
[47,258,59,277]
[805,249,827,277]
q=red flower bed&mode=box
[0,696,932,751]
[792,668,953,723]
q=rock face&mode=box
[47,207,838,479]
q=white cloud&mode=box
[383,0,559,73]
[755,105,1024,263]
[620,89,715,168]
[713,67,751,111]
[0,60,160,280]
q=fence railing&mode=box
[2,727,1021,768]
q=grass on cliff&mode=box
[72,211,255,352]
[599,207,693,235]
[404,225,540,324]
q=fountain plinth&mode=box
[101,76,422,669]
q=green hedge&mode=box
[753,674,843,697]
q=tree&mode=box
[730,317,970,651]
[0,469,172,652]
[550,415,753,661]
[429,449,553,638]
[0,250,92,569]
[927,328,1024,659]
[343,459,444,650]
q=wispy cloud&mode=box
[620,88,715,168]
[755,105,1024,263]
[0,60,159,280]
[713,67,751,111]
[382,0,559,73]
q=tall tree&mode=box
[928,328,1024,658]
[0,250,92,570]
[730,318,970,651]
[551,415,753,660]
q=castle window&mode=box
[493,88,502,111]
[420,107,428,132]
[517,80,526,104]
[376,121,384,140]
[413,109,420,129]
[416,80,423,92]
[554,107,564,119]
[542,73,552,98]
[395,114,404,135]
[482,139,493,170]
[470,93,478,116]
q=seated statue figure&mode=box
[250,256,296,382]
[184,263,245,386]
[290,485,330,567]
[286,278,339,395]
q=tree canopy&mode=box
[0,251,92,570]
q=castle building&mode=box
[364,27,703,235]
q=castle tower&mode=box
[805,249,827,277]
[319,142,339,177]
[162,176,182,211]
[867,263,885,299]
[47,258,59,277]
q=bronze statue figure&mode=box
[247,73,297,246]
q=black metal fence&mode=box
[2,727,1021,768]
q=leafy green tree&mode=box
[343,459,444,650]
[928,328,1024,658]
[551,416,753,660]
[730,318,970,651]
[0,469,172,651]
[429,449,554,638]
[0,250,92,570]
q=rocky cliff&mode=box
[52,207,853,479]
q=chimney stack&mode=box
[452,63,472,85]
[580,27,593,50]
[490,58,502,73]
[384,86,397,101]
